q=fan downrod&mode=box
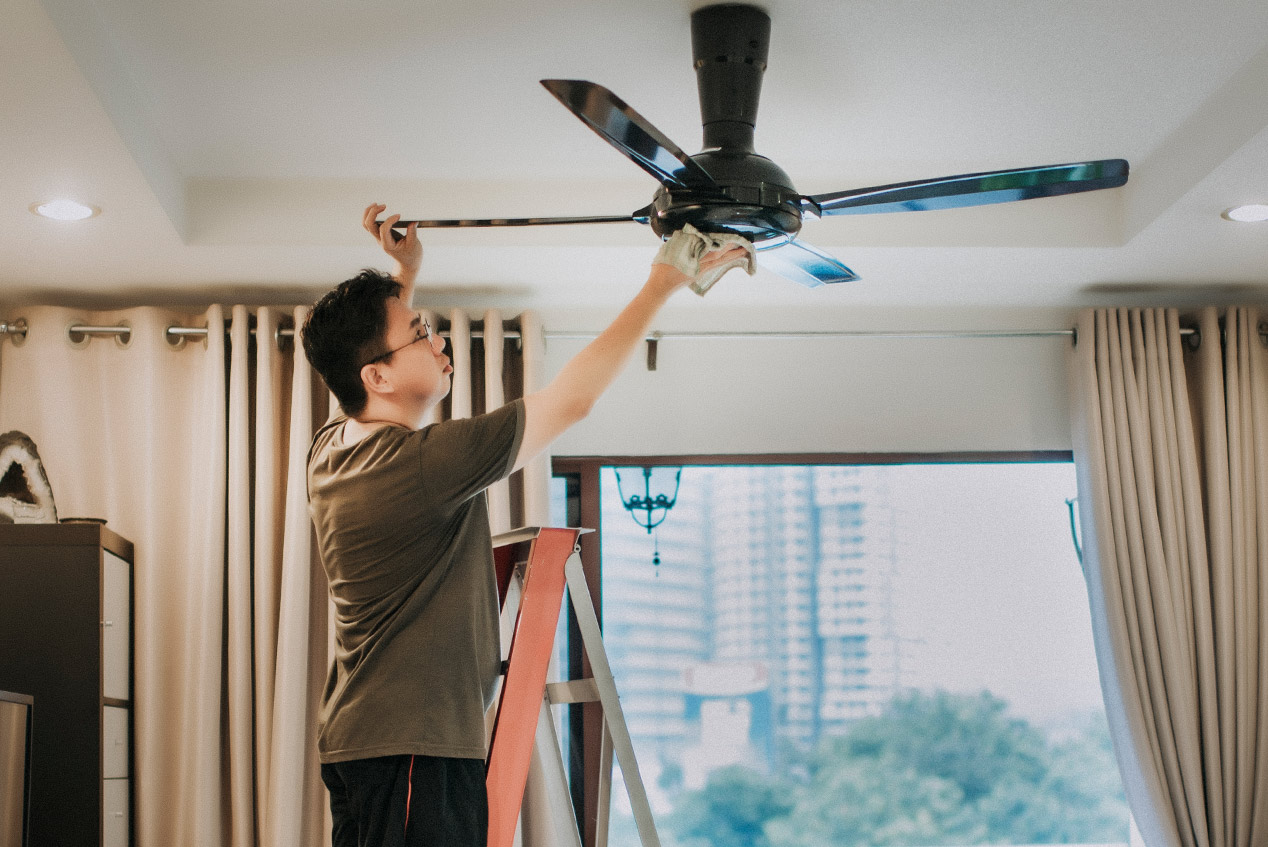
[649,3,802,245]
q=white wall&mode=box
[545,331,1074,457]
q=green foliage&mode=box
[661,690,1130,847]
[658,758,684,793]
[668,765,794,847]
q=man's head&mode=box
[302,269,402,416]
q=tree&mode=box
[834,689,1047,804]
[668,765,794,847]
[765,757,980,847]
[664,690,1129,847]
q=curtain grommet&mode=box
[66,322,91,349]
[275,322,293,351]
[165,324,189,351]
[112,320,132,349]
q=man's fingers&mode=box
[362,205,416,250]
[700,245,747,269]
[380,213,402,247]
[362,203,386,236]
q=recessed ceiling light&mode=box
[29,199,100,221]
[1221,204,1268,222]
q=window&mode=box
[552,459,1131,847]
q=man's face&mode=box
[369,296,452,410]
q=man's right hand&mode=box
[647,243,749,294]
[363,203,421,298]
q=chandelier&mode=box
[613,466,683,568]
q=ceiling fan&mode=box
[389,3,1129,287]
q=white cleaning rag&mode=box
[653,223,756,296]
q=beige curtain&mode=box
[429,308,560,846]
[0,303,550,846]
[0,305,328,847]
[430,307,549,527]
[1070,306,1268,847]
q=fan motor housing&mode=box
[649,149,802,243]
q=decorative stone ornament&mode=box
[0,431,57,523]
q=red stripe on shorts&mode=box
[405,755,415,835]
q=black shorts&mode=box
[321,754,487,847]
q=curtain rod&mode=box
[0,319,1219,346]
[0,320,521,345]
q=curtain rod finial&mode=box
[0,318,28,345]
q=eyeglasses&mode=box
[362,316,434,368]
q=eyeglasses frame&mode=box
[361,315,434,369]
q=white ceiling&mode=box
[4,0,1268,328]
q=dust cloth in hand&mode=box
[653,224,756,296]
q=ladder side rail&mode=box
[530,696,585,847]
[563,552,662,847]
[486,528,580,847]
[596,720,614,847]
[485,560,528,747]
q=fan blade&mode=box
[804,159,1129,216]
[541,79,721,193]
[758,240,860,288]
[387,211,650,229]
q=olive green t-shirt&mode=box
[307,399,525,762]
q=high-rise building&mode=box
[705,466,901,745]
[596,465,902,777]
[811,466,901,730]
[600,468,712,744]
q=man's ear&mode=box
[360,362,394,397]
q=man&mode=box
[302,204,743,847]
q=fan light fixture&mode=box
[1222,204,1268,223]
[29,200,99,221]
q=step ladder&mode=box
[486,526,660,847]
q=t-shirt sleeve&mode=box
[409,399,525,509]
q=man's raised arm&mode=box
[512,246,744,473]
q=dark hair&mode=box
[302,269,402,416]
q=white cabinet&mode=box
[103,778,129,847]
[103,551,131,701]
[103,705,129,778]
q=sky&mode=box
[569,460,1107,729]
[883,462,1105,727]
